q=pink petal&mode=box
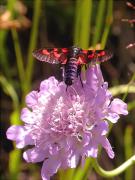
[110,98,128,115]
[95,87,106,107]
[49,144,59,155]
[6,125,34,148]
[94,64,104,85]
[82,133,91,146]
[41,158,61,180]
[100,137,114,159]
[68,154,79,168]
[23,148,48,163]
[40,77,58,92]
[84,142,98,158]
[21,108,34,124]
[97,121,109,135]
[25,91,38,108]
[6,125,24,140]
[106,113,120,123]
[86,65,99,89]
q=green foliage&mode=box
[1,0,135,179]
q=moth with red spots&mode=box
[32,46,113,86]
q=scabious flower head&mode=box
[6,64,128,180]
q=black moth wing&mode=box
[76,49,113,65]
[86,50,113,63]
[32,48,69,64]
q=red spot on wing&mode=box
[53,48,58,52]
[99,51,105,56]
[42,49,50,55]
[62,48,69,53]
[77,54,87,65]
[88,53,95,59]
[82,50,88,54]
[77,57,87,65]
[86,50,112,63]
[53,51,61,58]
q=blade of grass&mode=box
[109,84,135,96]
[124,126,133,180]
[100,0,113,49]
[73,0,82,46]
[92,0,106,48]
[128,101,135,111]
[0,34,11,78]
[25,0,42,93]
[122,72,135,101]
[73,158,92,180]
[0,75,19,110]
[64,168,75,180]
[11,29,25,88]
[79,0,93,48]
[9,149,21,180]
[0,0,17,78]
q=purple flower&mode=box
[6,64,128,180]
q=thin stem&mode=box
[25,0,42,93]
[79,0,92,48]
[101,0,113,49]
[109,84,135,96]
[73,0,82,46]
[11,29,25,87]
[124,126,133,180]
[73,158,92,180]
[122,72,135,101]
[92,0,106,47]
[0,75,19,110]
[92,156,135,178]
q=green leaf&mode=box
[0,75,19,110]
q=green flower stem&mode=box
[0,0,17,78]
[101,0,113,49]
[122,72,135,101]
[74,0,82,46]
[92,156,135,178]
[0,75,19,110]
[74,0,92,48]
[64,168,75,180]
[25,0,42,93]
[73,158,92,180]
[124,126,133,180]
[9,149,21,180]
[109,85,135,96]
[128,101,135,111]
[11,29,25,87]
[79,0,92,48]
[92,0,106,47]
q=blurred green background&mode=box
[0,0,135,180]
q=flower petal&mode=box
[96,121,109,136]
[110,98,128,115]
[23,148,48,163]
[100,137,114,159]
[6,125,34,148]
[21,108,34,124]
[106,113,120,123]
[84,141,98,158]
[68,153,79,168]
[6,125,25,141]
[25,91,38,108]
[41,158,61,180]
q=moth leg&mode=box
[60,66,65,82]
[77,65,83,87]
